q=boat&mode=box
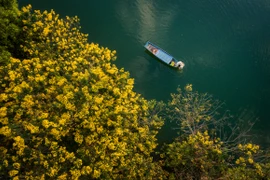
[144,41,185,69]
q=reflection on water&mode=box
[115,0,177,44]
[129,55,152,80]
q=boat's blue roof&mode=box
[144,41,174,64]
[155,50,173,64]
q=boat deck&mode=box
[155,50,173,64]
[144,41,174,64]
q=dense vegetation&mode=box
[0,1,269,179]
[0,0,20,65]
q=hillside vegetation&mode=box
[0,1,269,179]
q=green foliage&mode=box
[0,0,20,65]
[0,5,165,179]
[162,131,225,179]
[160,85,270,179]
[223,165,270,180]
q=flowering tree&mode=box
[0,5,164,179]
[160,85,270,179]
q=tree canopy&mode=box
[0,5,164,179]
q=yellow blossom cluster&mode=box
[236,143,260,165]
[235,143,265,176]
[186,131,222,154]
[0,5,164,179]
[163,131,224,176]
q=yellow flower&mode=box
[59,157,66,163]
[93,169,101,178]
[22,59,31,65]
[248,158,254,164]
[57,78,67,86]
[61,113,70,120]
[13,163,21,169]
[13,136,25,146]
[20,81,30,89]
[35,21,44,27]
[95,97,103,104]
[127,78,134,85]
[57,173,68,180]
[107,68,117,74]
[81,166,92,175]
[59,118,66,125]
[0,126,12,136]
[43,161,49,169]
[9,170,18,177]
[74,133,83,144]
[43,27,50,36]
[48,167,58,177]
[3,160,8,167]
[70,169,81,178]
[246,143,252,149]
[115,128,123,136]
[66,92,74,99]
[0,107,7,117]
[22,95,34,107]
[239,157,245,163]
[113,88,120,95]
[0,93,8,102]
[238,144,243,149]
[8,71,16,81]
[13,176,19,180]
[246,151,252,156]
[108,143,115,150]
[65,103,76,111]
[42,119,50,128]
[185,84,193,92]
[51,128,60,138]
[47,13,53,21]
[40,112,49,119]
[36,63,42,69]
[24,123,39,134]
[21,6,30,13]
[74,159,83,168]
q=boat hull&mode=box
[144,41,184,69]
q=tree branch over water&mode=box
[161,84,270,179]
[166,85,258,148]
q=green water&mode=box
[19,0,270,147]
